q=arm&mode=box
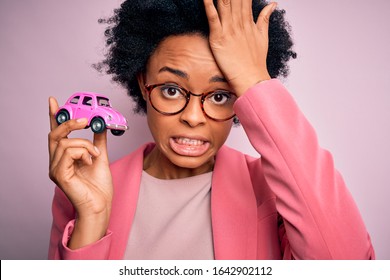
[48,186,113,260]
[235,79,374,259]
[202,0,373,259]
[48,97,114,259]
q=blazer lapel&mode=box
[211,145,258,259]
[108,143,154,259]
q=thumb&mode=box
[93,129,109,161]
[256,2,277,34]
[49,96,60,131]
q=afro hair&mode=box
[96,0,297,114]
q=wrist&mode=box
[68,211,111,250]
[232,72,271,97]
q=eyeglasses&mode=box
[144,83,237,121]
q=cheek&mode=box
[211,122,233,146]
[146,108,173,141]
[146,105,160,136]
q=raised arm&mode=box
[235,79,374,259]
[203,0,374,259]
[48,97,113,259]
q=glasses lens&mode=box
[148,84,237,121]
[150,84,187,114]
[203,91,237,120]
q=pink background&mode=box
[0,0,389,259]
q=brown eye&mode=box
[160,85,184,99]
[207,91,232,105]
[167,88,177,96]
[213,93,224,103]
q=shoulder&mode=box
[218,145,275,206]
[217,145,259,171]
[109,142,154,189]
[217,145,256,161]
[110,142,154,172]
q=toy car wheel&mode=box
[56,110,70,125]
[90,117,106,134]
[111,129,125,136]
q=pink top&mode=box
[124,171,214,259]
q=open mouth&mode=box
[169,137,210,157]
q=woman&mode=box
[48,0,374,259]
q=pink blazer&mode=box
[48,79,375,260]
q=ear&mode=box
[136,72,148,101]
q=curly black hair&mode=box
[96,0,296,114]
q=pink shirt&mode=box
[124,171,214,259]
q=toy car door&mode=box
[74,94,95,120]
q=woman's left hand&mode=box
[203,0,277,96]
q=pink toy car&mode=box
[56,92,128,136]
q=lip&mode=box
[169,135,210,157]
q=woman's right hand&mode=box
[48,97,113,249]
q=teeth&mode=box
[176,137,204,146]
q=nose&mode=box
[179,94,207,127]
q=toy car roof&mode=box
[66,92,110,101]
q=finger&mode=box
[231,0,243,25]
[51,138,100,169]
[217,0,232,26]
[242,0,253,22]
[256,2,277,33]
[49,96,59,131]
[50,118,88,140]
[93,129,108,162]
[48,118,89,161]
[50,146,94,186]
[56,147,94,176]
[203,0,221,33]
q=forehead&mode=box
[146,34,221,78]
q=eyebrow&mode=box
[158,66,227,83]
[209,75,227,83]
[159,66,188,79]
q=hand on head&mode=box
[203,0,277,96]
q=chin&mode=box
[168,152,215,171]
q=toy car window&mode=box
[70,96,80,104]
[97,97,111,107]
[82,96,93,106]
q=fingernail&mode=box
[77,118,88,123]
[94,146,100,155]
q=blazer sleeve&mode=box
[48,186,113,260]
[234,79,375,259]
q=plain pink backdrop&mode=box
[0,0,389,259]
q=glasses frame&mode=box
[144,83,237,122]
